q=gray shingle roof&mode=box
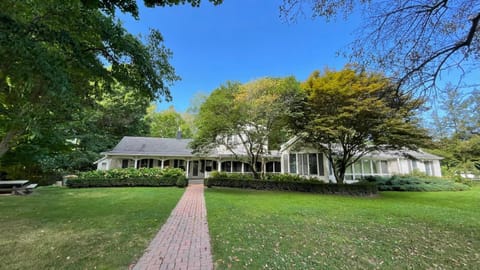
[103,136,194,157]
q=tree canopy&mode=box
[296,68,429,183]
[147,105,193,138]
[0,0,180,159]
[280,0,479,92]
[191,77,303,179]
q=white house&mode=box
[279,136,442,183]
[96,134,442,181]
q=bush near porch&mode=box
[205,172,377,196]
[364,175,470,191]
[66,168,188,188]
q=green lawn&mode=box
[0,187,184,270]
[206,187,480,269]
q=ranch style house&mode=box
[95,134,442,183]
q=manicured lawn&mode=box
[0,187,184,270]
[206,187,480,269]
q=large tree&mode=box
[297,68,429,184]
[427,86,480,177]
[0,0,182,158]
[280,0,479,92]
[147,105,193,138]
[191,77,303,179]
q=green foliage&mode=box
[192,77,304,179]
[67,167,188,187]
[364,175,469,191]
[147,105,193,138]
[206,172,377,196]
[0,0,180,167]
[296,67,429,184]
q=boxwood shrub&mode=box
[66,168,188,188]
[364,175,470,191]
[205,172,377,196]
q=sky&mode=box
[118,0,360,112]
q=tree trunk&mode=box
[0,130,20,158]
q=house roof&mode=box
[103,136,194,157]
[102,136,282,159]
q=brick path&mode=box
[132,184,213,270]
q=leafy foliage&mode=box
[147,105,193,138]
[206,172,377,196]
[192,77,304,179]
[67,167,187,187]
[296,68,429,184]
[364,175,469,192]
[0,0,203,183]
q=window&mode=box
[381,161,388,174]
[308,154,318,175]
[372,160,379,174]
[122,159,129,168]
[205,160,217,172]
[221,161,231,172]
[140,159,153,168]
[282,154,288,173]
[274,161,281,173]
[232,161,242,172]
[289,154,297,174]
[301,154,309,175]
[362,160,372,174]
[318,153,325,176]
[266,162,274,173]
[425,161,434,176]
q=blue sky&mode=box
[119,0,360,112]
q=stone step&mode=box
[189,179,204,185]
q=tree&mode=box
[191,78,303,179]
[296,68,429,184]
[0,0,180,159]
[280,0,479,92]
[147,106,193,138]
[427,86,480,177]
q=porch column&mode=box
[134,158,139,169]
[186,159,190,178]
[218,160,222,172]
[161,159,164,169]
[241,162,244,174]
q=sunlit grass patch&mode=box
[0,187,183,269]
[206,187,480,269]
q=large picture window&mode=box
[289,154,297,174]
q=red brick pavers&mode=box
[132,184,213,270]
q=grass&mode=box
[0,186,184,270]
[206,187,480,269]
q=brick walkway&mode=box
[132,184,213,270]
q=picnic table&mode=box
[0,180,38,195]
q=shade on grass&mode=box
[206,187,480,269]
[0,187,184,269]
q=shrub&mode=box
[364,175,470,191]
[205,173,377,196]
[66,167,188,188]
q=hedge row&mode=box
[205,173,377,196]
[364,175,469,191]
[66,168,188,188]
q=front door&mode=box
[190,160,205,179]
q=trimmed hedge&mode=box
[66,168,188,188]
[364,175,470,191]
[205,172,377,196]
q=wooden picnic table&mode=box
[0,180,37,195]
